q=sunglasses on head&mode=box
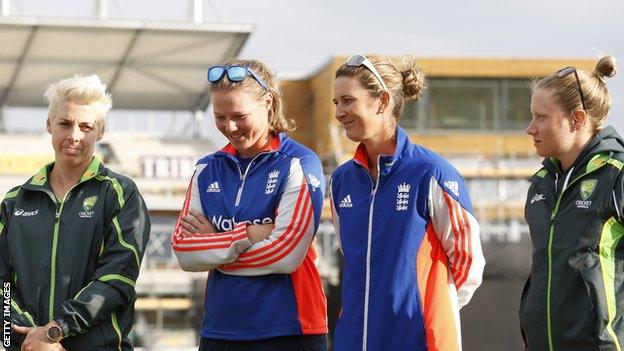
[556,66,586,110]
[346,54,389,91]
[207,65,269,92]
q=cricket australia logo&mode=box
[307,173,321,191]
[576,179,597,209]
[265,170,280,194]
[79,195,98,218]
[396,183,411,211]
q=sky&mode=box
[3,0,624,133]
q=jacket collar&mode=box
[216,133,282,157]
[24,156,103,190]
[542,126,624,176]
[352,126,410,173]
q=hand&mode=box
[247,223,275,244]
[180,210,216,236]
[12,325,67,351]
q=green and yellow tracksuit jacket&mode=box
[520,126,624,351]
[0,157,150,350]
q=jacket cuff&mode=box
[54,317,73,338]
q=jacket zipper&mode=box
[234,153,268,207]
[49,198,63,321]
[46,178,92,321]
[545,165,600,351]
[362,156,380,351]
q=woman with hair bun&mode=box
[521,56,623,351]
[329,54,485,351]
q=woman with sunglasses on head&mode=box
[172,59,327,351]
[330,54,485,351]
[521,56,623,351]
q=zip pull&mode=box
[235,176,245,206]
[55,207,60,222]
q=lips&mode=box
[229,134,246,142]
[62,146,81,153]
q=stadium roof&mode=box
[0,17,253,111]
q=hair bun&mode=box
[399,56,426,101]
[595,56,617,79]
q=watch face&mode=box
[47,325,62,341]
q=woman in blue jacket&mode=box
[330,54,485,351]
[172,59,327,351]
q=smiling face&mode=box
[333,75,387,142]
[527,88,576,159]
[47,101,103,168]
[212,88,272,158]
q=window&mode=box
[505,80,532,130]
[400,78,532,131]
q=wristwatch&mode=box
[46,322,64,343]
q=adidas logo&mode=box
[339,195,353,208]
[444,181,460,197]
[206,182,220,193]
[265,169,280,194]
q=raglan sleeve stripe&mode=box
[219,157,322,275]
[172,164,252,271]
[428,176,484,308]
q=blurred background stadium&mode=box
[1,1,622,350]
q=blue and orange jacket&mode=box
[330,127,485,351]
[172,133,327,340]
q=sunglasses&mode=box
[346,54,389,91]
[207,65,269,92]
[556,67,586,110]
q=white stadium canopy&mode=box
[0,17,253,111]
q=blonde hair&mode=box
[208,59,295,134]
[44,74,112,131]
[335,54,427,118]
[533,56,618,133]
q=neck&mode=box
[50,157,92,196]
[559,134,594,172]
[239,133,273,158]
[362,122,397,170]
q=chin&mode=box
[535,148,549,158]
[345,130,363,142]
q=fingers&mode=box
[188,210,209,225]
[12,324,32,334]
[182,214,202,230]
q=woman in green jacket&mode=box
[521,56,623,350]
[0,74,150,351]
